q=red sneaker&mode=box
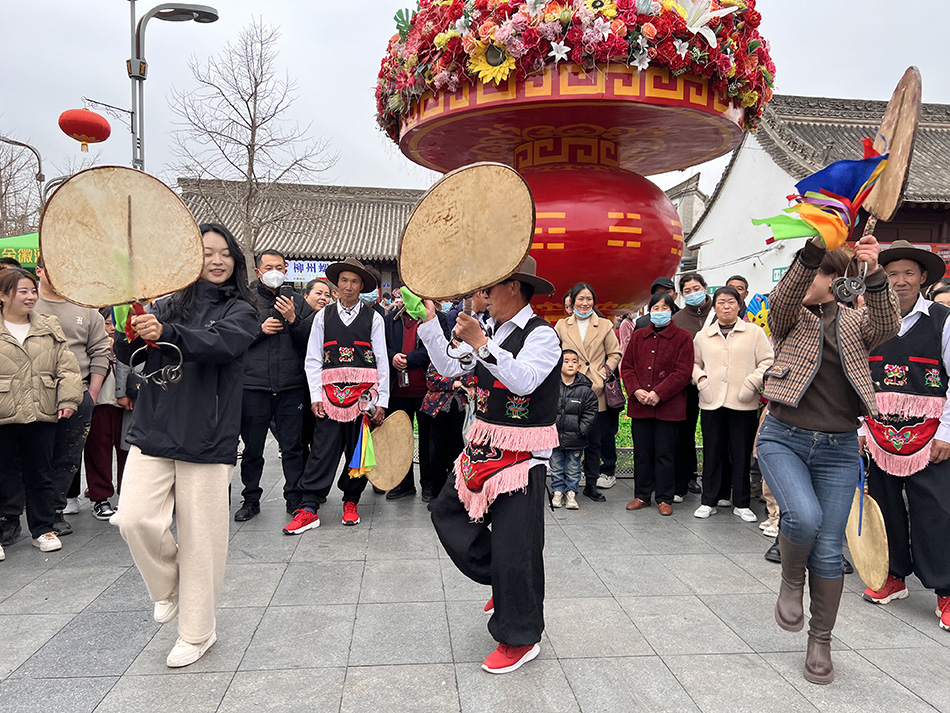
[937,595,950,631]
[863,574,908,604]
[481,643,540,674]
[342,502,360,526]
[484,596,494,615]
[283,509,319,535]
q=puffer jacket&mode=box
[0,312,83,425]
[555,372,599,449]
[243,281,314,392]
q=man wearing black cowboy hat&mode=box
[861,240,950,633]
[417,256,561,675]
[284,258,390,533]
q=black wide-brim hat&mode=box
[325,258,377,292]
[508,256,555,296]
[878,240,947,289]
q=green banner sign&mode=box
[0,232,40,268]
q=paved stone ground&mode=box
[2,440,949,713]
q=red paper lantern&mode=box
[58,108,111,152]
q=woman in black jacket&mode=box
[113,223,257,669]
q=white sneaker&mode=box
[596,475,617,489]
[693,505,717,519]
[717,499,733,508]
[166,633,216,668]
[734,507,758,523]
[758,520,770,531]
[673,494,684,503]
[551,491,564,508]
[154,599,179,624]
[762,522,779,538]
[0,542,4,561]
[32,532,62,552]
[565,492,579,510]
[63,497,81,515]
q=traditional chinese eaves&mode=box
[756,94,950,206]
[178,178,424,261]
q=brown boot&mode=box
[804,573,844,685]
[774,532,811,632]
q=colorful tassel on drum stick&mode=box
[348,414,377,478]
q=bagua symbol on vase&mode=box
[884,364,908,388]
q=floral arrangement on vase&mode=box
[376,0,775,142]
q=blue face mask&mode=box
[573,307,593,320]
[440,302,453,314]
[360,288,379,304]
[650,311,672,327]
[685,292,706,307]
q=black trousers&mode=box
[598,408,621,477]
[674,385,700,497]
[868,458,950,597]
[52,390,95,510]
[301,404,316,467]
[431,463,546,647]
[0,422,58,538]
[428,402,465,499]
[631,417,679,504]
[699,407,757,508]
[583,410,604,482]
[239,387,308,507]
[389,396,433,491]
[298,417,367,509]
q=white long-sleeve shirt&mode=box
[418,304,561,462]
[304,301,390,409]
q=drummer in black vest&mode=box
[284,258,389,534]
[418,256,560,675]
[861,240,950,632]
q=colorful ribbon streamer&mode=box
[347,414,377,478]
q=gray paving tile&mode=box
[56,531,136,568]
[544,555,612,599]
[222,667,346,713]
[858,646,950,711]
[0,569,43,604]
[663,653,819,713]
[0,676,116,713]
[271,561,364,606]
[10,610,159,678]
[444,600,556,664]
[125,606,265,675]
[455,659,580,713]
[872,590,950,646]
[359,559,442,603]
[85,567,151,613]
[620,520,717,555]
[763,651,936,712]
[240,604,354,670]
[368,497,433,528]
[544,597,652,658]
[227,503,296,532]
[290,527,370,562]
[0,613,73,678]
[440,558,492,602]
[561,657,701,712]
[682,521,772,553]
[562,523,649,557]
[831,591,940,650]
[366,526,440,559]
[663,553,771,595]
[0,565,126,615]
[341,663,460,713]
[724,551,783,593]
[219,562,286,608]
[227,529,300,563]
[541,528,582,557]
[586,556,690,597]
[549,502,618,526]
[620,595,752,655]
[94,672,231,713]
[349,602,452,666]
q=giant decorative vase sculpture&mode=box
[378,0,774,317]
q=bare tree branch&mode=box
[0,142,42,237]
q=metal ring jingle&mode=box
[846,276,867,297]
[130,341,185,391]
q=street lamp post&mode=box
[127,0,219,172]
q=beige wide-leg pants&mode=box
[115,445,231,643]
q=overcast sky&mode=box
[2,0,946,197]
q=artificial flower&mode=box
[468,40,517,83]
[641,22,656,39]
[593,16,612,41]
[631,50,650,70]
[673,37,690,57]
[434,29,461,49]
[679,0,738,47]
[549,39,570,62]
[662,0,687,19]
[524,0,547,15]
[585,0,618,18]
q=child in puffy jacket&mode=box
[551,350,599,510]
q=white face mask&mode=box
[261,270,285,289]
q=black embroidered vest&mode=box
[323,303,378,372]
[869,302,949,396]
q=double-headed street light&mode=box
[127,1,218,171]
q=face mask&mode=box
[650,311,672,327]
[685,292,706,307]
[261,270,285,289]
[361,288,379,304]
[440,302,453,314]
[573,307,593,320]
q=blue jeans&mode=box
[550,447,583,494]
[755,414,859,578]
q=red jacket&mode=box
[620,323,694,421]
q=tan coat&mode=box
[555,314,622,412]
[692,319,774,411]
[0,312,83,426]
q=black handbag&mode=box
[603,369,625,410]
